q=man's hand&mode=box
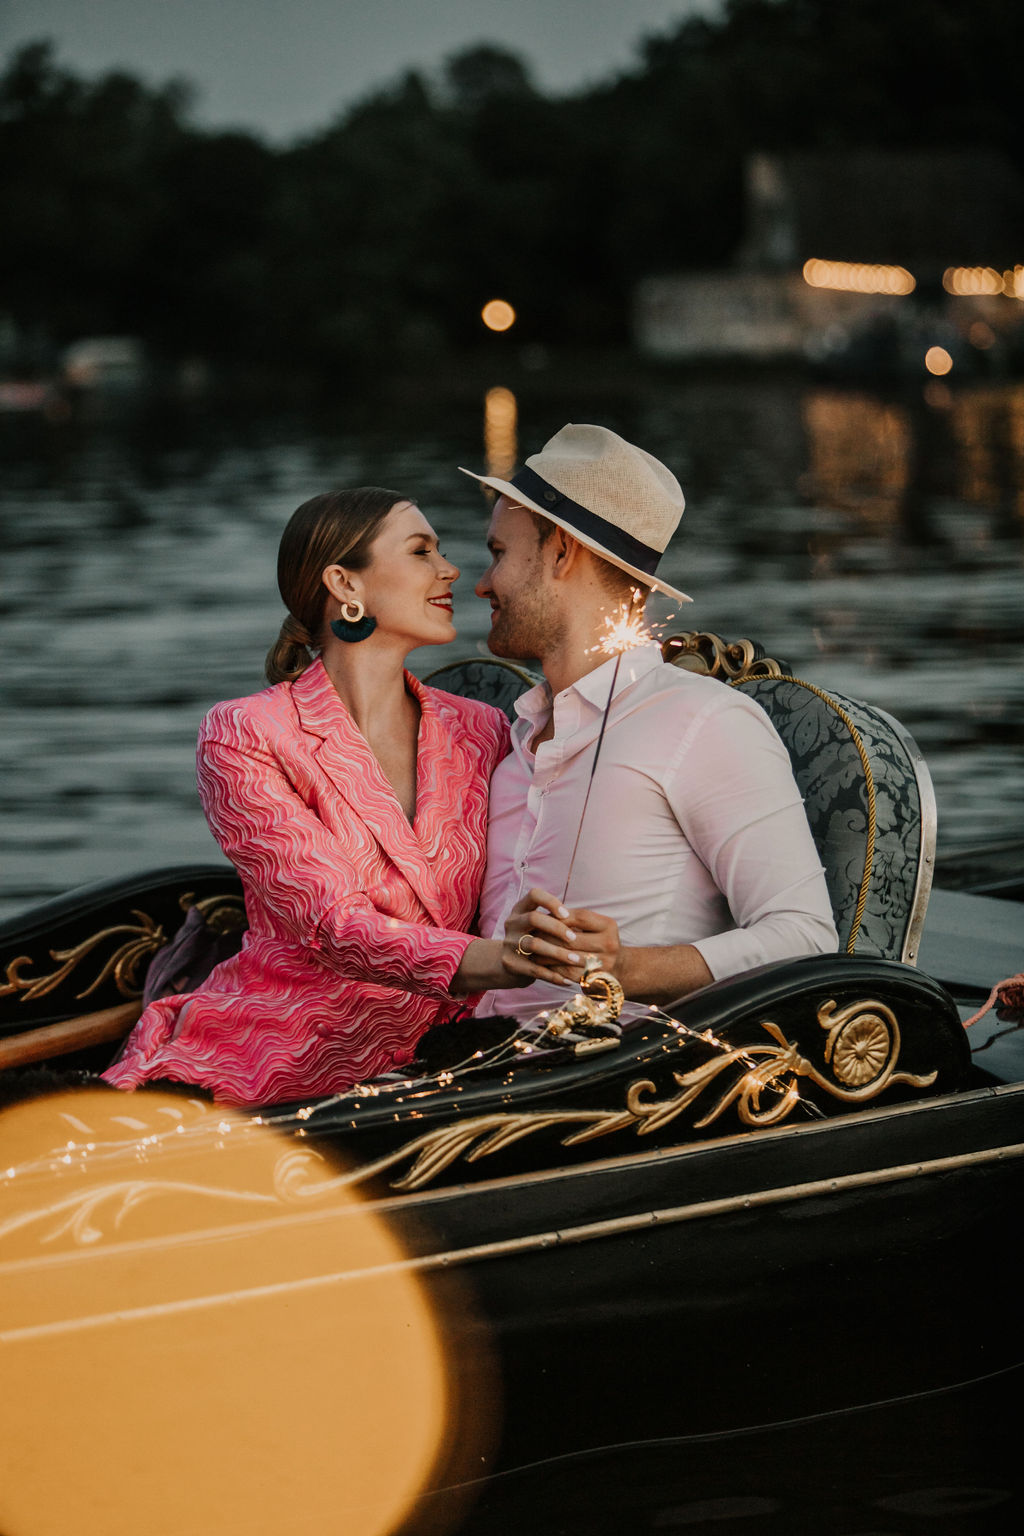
[524,896,716,1006]
[557,904,621,977]
[512,891,716,1006]
[449,888,583,994]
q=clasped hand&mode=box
[501,886,621,988]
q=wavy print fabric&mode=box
[104,661,509,1105]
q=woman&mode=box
[104,488,580,1106]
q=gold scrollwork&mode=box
[543,965,626,1040]
[2,997,938,1238]
[820,997,898,1087]
[1,994,944,1245]
[662,631,788,682]
[618,997,936,1134]
[0,890,246,1006]
[0,1179,277,1249]
[297,996,936,1190]
[185,892,248,935]
[1,910,167,1004]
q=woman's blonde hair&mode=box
[265,487,405,683]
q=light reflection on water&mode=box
[1,374,1021,920]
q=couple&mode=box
[104,424,837,1106]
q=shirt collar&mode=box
[512,641,664,727]
[572,641,664,708]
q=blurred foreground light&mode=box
[482,298,516,332]
[925,346,954,376]
[802,258,915,296]
[0,1087,492,1536]
[484,385,518,478]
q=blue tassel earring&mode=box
[330,599,377,642]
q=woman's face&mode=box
[345,501,459,648]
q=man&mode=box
[461,422,838,1020]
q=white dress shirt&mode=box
[477,643,837,1019]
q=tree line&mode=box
[1,0,1020,376]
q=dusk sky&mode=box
[0,0,718,141]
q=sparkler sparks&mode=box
[587,590,654,659]
[561,593,658,903]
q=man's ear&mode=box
[548,528,584,580]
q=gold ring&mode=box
[515,935,532,958]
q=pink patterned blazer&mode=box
[104,660,510,1106]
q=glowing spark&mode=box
[587,590,653,658]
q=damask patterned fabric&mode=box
[103,660,510,1105]
[735,679,926,960]
[424,658,542,720]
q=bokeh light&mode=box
[0,1087,487,1536]
[803,259,915,296]
[925,347,954,377]
[968,321,997,349]
[484,385,518,477]
[481,299,516,332]
[943,265,1024,298]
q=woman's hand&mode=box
[449,888,583,995]
[501,887,584,986]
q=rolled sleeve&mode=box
[669,697,838,979]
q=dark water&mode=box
[2,370,1022,921]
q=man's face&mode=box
[475,497,563,660]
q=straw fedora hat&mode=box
[461,422,691,603]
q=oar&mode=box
[0,1002,141,1070]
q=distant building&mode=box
[62,336,148,392]
[635,151,1024,364]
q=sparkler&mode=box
[560,591,653,904]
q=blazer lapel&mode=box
[291,661,448,926]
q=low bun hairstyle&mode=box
[265,487,406,684]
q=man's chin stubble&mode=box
[487,625,529,661]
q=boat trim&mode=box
[5,1138,1023,1344]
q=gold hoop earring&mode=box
[330,599,377,643]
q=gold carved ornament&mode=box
[662,631,788,681]
[0,892,246,1006]
[0,998,940,1248]
[539,958,626,1054]
[615,997,936,1136]
[278,997,937,1194]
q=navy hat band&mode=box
[510,466,661,578]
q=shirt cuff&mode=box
[692,912,838,982]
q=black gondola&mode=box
[2,633,1021,1532]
